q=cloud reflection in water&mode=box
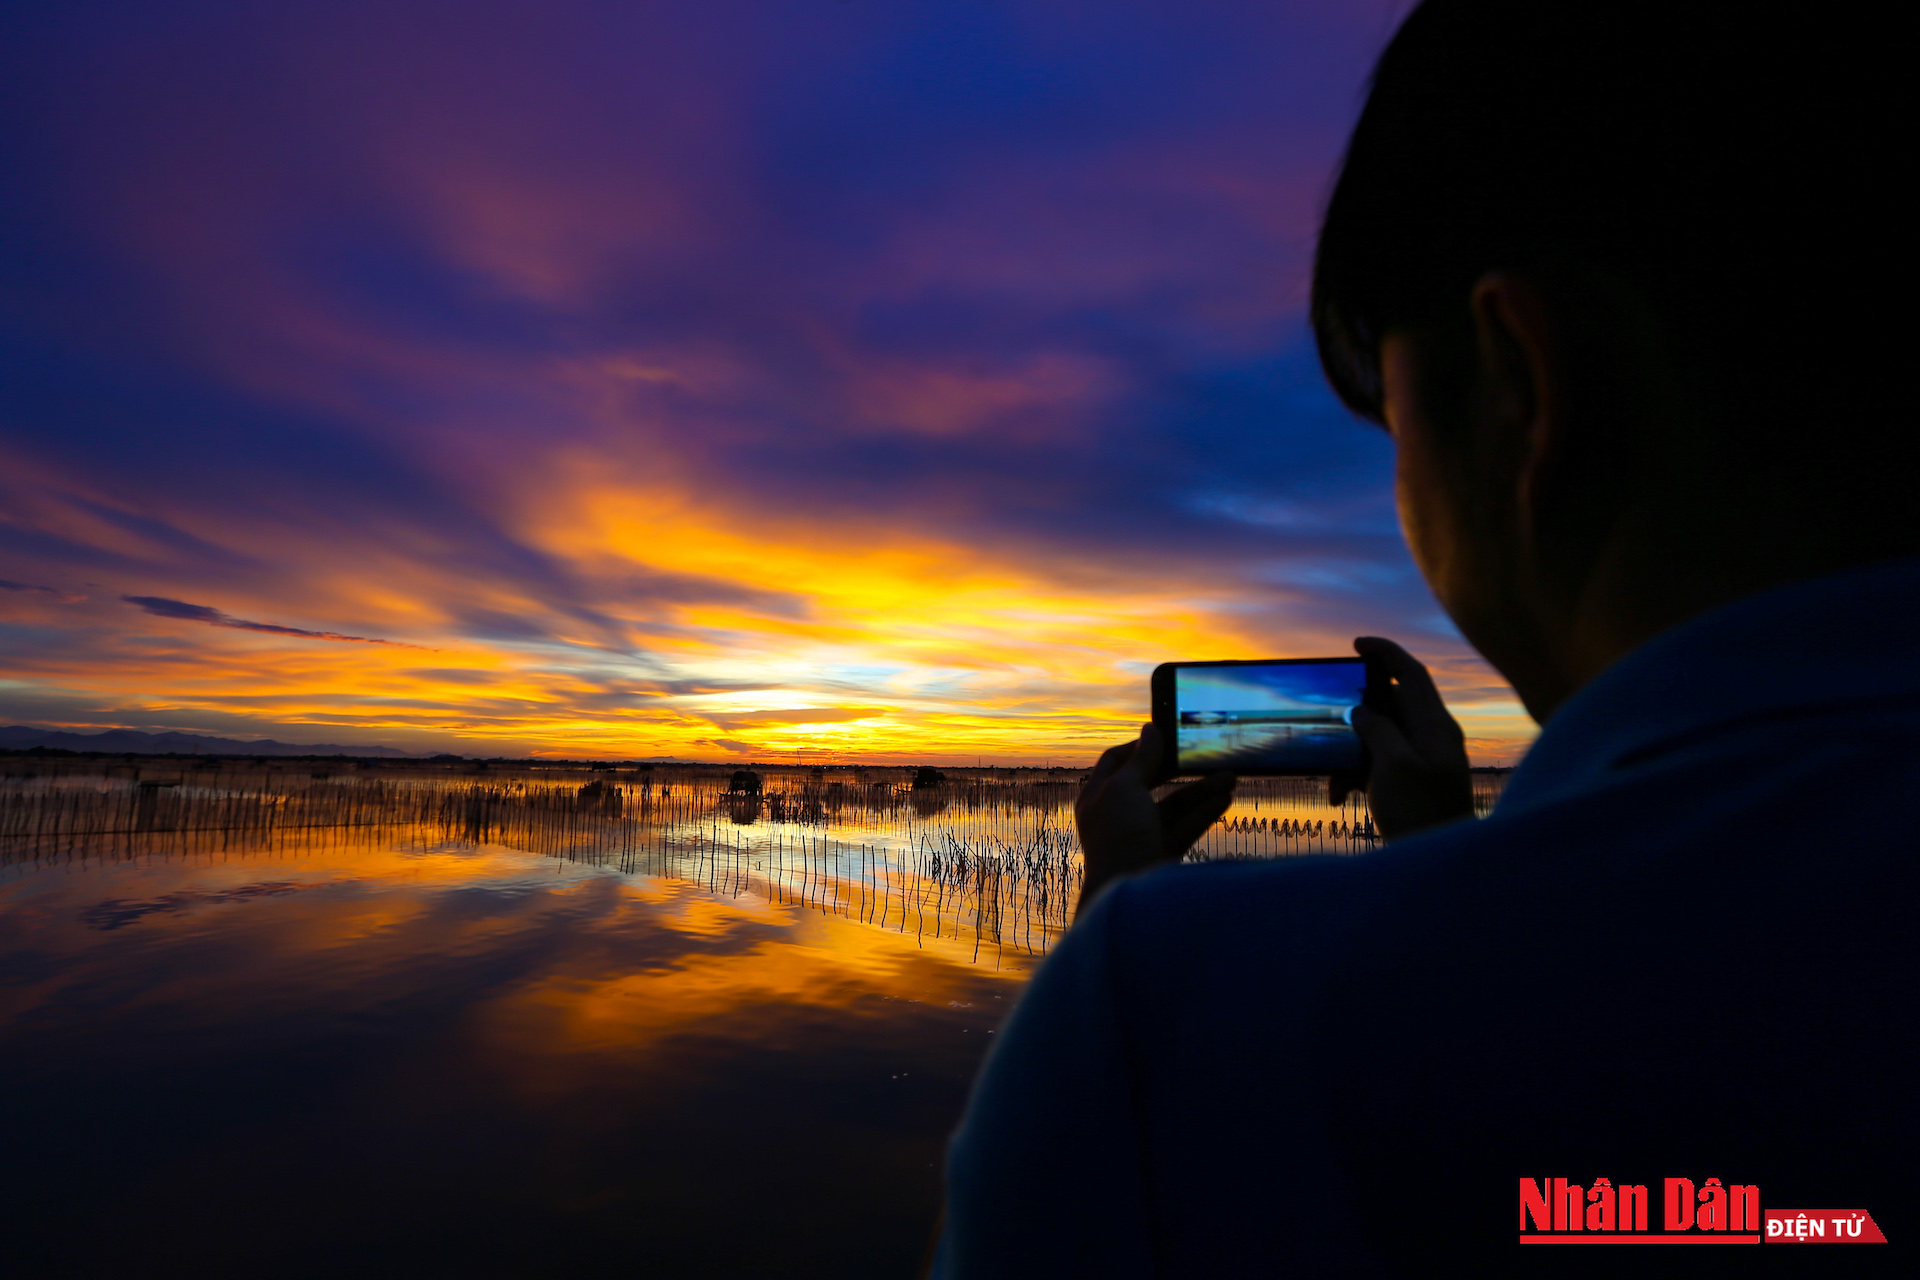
[0,837,1019,1277]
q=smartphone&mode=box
[1150,656,1383,778]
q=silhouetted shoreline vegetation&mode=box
[3,759,1510,961]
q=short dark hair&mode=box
[1312,1,1899,508]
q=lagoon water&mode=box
[0,761,1485,1276]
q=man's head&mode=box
[1313,0,1909,719]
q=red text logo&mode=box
[1520,1177,1757,1244]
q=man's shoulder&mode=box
[1097,716,1920,992]
[1100,822,1481,964]
[1079,829,1482,1048]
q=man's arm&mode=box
[932,887,1157,1280]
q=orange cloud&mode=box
[0,466,1536,764]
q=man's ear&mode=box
[1467,272,1562,547]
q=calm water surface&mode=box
[0,762,1501,1276]
[0,827,1020,1278]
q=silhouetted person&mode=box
[934,2,1914,1275]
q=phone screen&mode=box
[1170,659,1368,774]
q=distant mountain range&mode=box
[0,725,417,757]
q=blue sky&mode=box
[0,0,1533,763]
[1177,661,1364,714]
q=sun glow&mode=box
[1,427,1536,764]
[0,0,1539,769]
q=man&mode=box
[933,2,1913,1274]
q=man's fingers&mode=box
[1085,738,1138,787]
[1351,704,1419,769]
[1355,636,1463,750]
[1355,635,1445,703]
[1121,722,1164,784]
[1156,774,1236,857]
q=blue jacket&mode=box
[935,559,1920,1276]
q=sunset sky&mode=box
[0,0,1533,764]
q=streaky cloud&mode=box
[122,595,428,649]
[2,578,83,602]
[0,0,1533,763]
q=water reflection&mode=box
[0,834,1020,1277]
[4,761,1477,966]
[0,762,1511,1273]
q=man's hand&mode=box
[1074,723,1235,911]
[1330,636,1475,839]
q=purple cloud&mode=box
[2,578,83,602]
[0,0,1532,760]
[122,596,425,649]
